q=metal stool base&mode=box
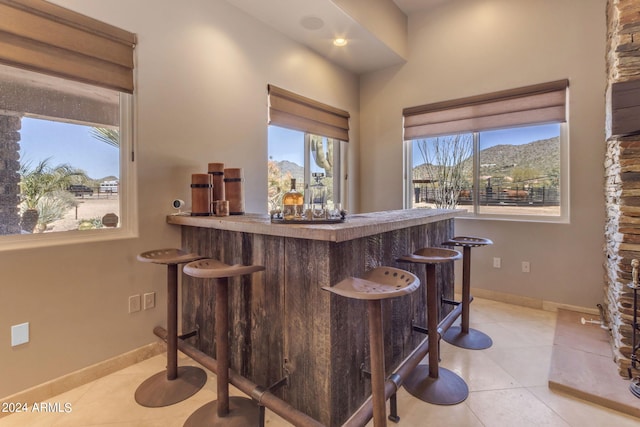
[631,377,640,399]
[135,366,207,407]
[442,326,493,350]
[183,396,260,427]
[403,365,468,405]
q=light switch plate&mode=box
[143,292,155,310]
[11,322,29,347]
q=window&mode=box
[267,85,349,213]
[0,0,136,249]
[404,80,568,222]
[268,126,343,212]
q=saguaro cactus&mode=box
[310,135,333,177]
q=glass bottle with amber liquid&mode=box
[282,178,303,220]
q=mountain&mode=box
[272,160,304,183]
[414,137,559,185]
[477,137,559,178]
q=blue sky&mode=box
[21,121,558,178]
[412,123,560,166]
[268,126,305,165]
[480,123,560,148]
[269,123,561,168]
[19,118,119,179]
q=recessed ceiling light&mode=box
[333,38,348,47]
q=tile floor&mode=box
[1,298,639,426]
[549,309,640,418]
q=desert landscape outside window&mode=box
[0,63,132,239]
[409,123,563,219]
[267,126,342,213]
[404,80,568,222]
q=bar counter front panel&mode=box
[168,209,460,426]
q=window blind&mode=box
[0,0,136,93]
[403,79,568,140]
[268,84,350,142]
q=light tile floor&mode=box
[1,298,639,427]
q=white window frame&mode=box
[268,125,346,210]
[0,93,138,251]
[404,123,569,224]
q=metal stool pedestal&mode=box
[135,249,207,407]
[323,267,420,427]
[442,236,493,350]
[183,259,265,427]
[398,247,468,405]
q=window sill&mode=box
[0,227,138,252]
[455,214,569,224]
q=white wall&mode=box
[332,0,408,58]
[359,0,607,308]
[0,0,359,397]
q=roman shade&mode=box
[403,79,568,140]
[0,0,136,93]
[268,84,350,142]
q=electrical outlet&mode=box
[522,261,530,273]
[144,292,156,310]
[129,295,141,313]
[493,257,501,268]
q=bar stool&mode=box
[442,236,493,350]
[182,258,265,427]
[397,247,468,405]
[135,249,208,407]
[323,267,420,427]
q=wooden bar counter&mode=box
[167,209,460,426]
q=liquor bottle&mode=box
[282,178,304,220]
[310,172,326,218]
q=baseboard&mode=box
[542,300,601,316]
[0,342,164,418]
[461,287,601,316]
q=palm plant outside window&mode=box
[0,1,136,249]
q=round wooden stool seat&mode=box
[442,236,494,350]
[137,248,204,265]
[324,267,420,427]
[397,247,468,406]
[135,248,207,408]
[183,258,265,427]
[323,266,420,300]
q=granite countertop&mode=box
[167,209,463,242]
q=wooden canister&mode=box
[191,173,212,216]
[224,168,244,215]
[208,162,225,213]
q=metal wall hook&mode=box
[629,259,640,398]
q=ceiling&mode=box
[392,0,448,14]
[225,0,448,74]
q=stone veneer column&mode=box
[0,115,21,236]
[604,0,640,377]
